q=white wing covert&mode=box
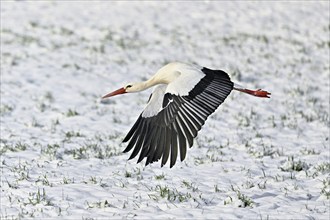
[142,84,168,118]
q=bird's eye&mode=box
[126,85,132,88]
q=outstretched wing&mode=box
[122,67,234,168]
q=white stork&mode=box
[102,62,270,168]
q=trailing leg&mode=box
[233,83,271,98]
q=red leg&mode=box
[234,88,271,98]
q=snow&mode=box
[1,1,329,219]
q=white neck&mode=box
[128,78,162,93]
[129,62,187,93]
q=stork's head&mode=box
[102,82,144,99]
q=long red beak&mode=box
[102,87,126,99]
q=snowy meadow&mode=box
[1,1,329,219]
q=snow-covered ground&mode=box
[1,1,329,219]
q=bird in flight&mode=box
[102,62,270,168]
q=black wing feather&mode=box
[128,120,147,160]
[123,115,142,143]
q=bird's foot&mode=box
[252,89,271,98]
